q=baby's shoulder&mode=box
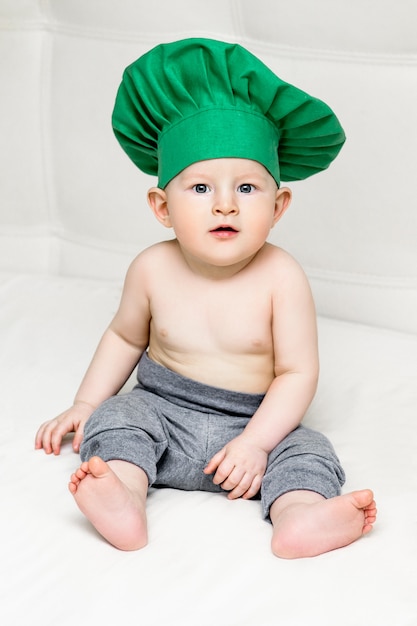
[257,244,311,297]
[123,241,185,293]
[128,240,177,271]
[260,243,306,276]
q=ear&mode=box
[271,186,292,227]
[147,187,172,228]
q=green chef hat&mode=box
[112,38,345,188]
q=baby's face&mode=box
[160,158,290,275]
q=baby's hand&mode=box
[204,434,268,500]
[35,401,95,455]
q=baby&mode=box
[35,38,376,558]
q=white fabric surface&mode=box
[1,2,417,625]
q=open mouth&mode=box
[210,226,238,233]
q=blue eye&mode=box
[193,184,209,193]
[238,184,255,193]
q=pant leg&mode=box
[261,425,346,519]
[80,389,169,485]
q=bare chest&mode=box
[149,276,273,356]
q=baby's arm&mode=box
[205,255,319,499]
[35,255,151,455]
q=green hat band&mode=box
[158,107,280,188]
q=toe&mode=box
[88,456,110,478]
[74,467,88,480]
[352,489,374,510]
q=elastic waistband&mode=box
[135,352,265,417]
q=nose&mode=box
[212,190,239,215]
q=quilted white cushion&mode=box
[1,0,416,332]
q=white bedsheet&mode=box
[1,273,416,626]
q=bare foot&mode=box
[270,489,377,559]
[69,456,148,551]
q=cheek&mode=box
[169,214,198,242]
[247,213,276,239]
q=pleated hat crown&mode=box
[112,38,345,188]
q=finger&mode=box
[241,474,263,500]
[35,421,54,450]
[226,472,255,500]
[35,424,47,450]
[35,422,55,454]
[50,420,73,455]
[72,425,85,453]
[51,433,62,455]
[228,473,262,501]
[212,458,236,486]
[204,448,226,475]
[219,466,245,492]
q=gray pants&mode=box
[80,352,345,518]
